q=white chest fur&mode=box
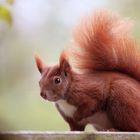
[56,99,77,118]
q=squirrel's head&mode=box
[34,52,72,102]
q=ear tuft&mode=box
[34,53,46,73]
[60,50,71,76]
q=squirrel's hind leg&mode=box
[107,80,140,131]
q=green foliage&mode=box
[0,6,12,25]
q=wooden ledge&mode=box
[0,131,140,140]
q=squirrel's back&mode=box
[70,10,140,81]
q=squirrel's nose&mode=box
[40,92,47,99]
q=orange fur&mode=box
[34,53,47,73]
[35,10,140,131]
[72,10,140,81]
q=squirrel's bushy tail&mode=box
[72,10,140,81]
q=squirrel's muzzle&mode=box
[40,91,47,100]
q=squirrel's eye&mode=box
[54,77,61,84]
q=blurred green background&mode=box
[0,0,140,131]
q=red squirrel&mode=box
[35,10,140,131]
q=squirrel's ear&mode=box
[60,50,71,76]
[34,53,47,74]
